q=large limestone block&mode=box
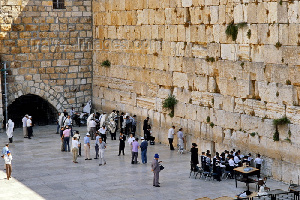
[282,46,300,66]
[278,24,289,45]
[212,125,223,143]
[233,4,244,23]
[278,85,297,106]
[240,114,261,133]
[224,112,241,130]
[196,105,210,123]
[185,104,197,120]
[247,3,257,23]
[182,0,192,7]
[221,44,237,61]
[173,72,189,88]
[174,87,191,104]
[277,2,288,23]
[265,102,286,119]
[268,2,278,23]
[210,6,219,24]
[257,2,268,23]
[235,131,249,149]
[258,119,275,139]
[193,75,208,92]
[288,1,298,24]
[286,106,300,124]
[215,109,226,127]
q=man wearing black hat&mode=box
[190,143,199,172]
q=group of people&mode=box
[190,145,264,181]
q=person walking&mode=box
[98,137,106,166]
[27,116,33,139]
[22,115,28,137]
[131,138,139,164]
[3,150,12,180]
[84,133,92,160]
[168,126,175,150]
[151,153,161,187]
[64,115,73,133]
[118,132,126,156]
[63,126,71,152]
[1,144,9,170]
[6,119,14,143]
[72,136,79,163]
[140,137,148,164]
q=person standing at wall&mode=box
[27,116,33,139]
[177,128,184,153]
[254,154,263,178]
[6,119,14,143]
[143,117,150,139]
[22,115,28,137]
[131,115,137,137]
[168,126,175,150]
[140,137,148,164]
[151,153,161,187]
[89,118,97,140]
[108,118,117,140]
[94,132,100,159]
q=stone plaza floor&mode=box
[0,125,289,200]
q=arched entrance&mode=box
[7,94,58,127]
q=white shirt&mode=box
[89,120,96,128]
[99,127,106,135]
[72,140,79,149]
[234,155,241,164]
[22,117,27,127]
[168,128,175,139]
[4,154,12,164]
[229,159,236,167]
[254,157,263,165]
[127,137,135,145]
[27,119,32,127]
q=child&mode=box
[4,151,12,180]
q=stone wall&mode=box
[0,0,93,112]
[92,0,300,182]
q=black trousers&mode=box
[111,131,116,140]
[27,126,33,138]
[168,138,174,150]
[101,134,106,143]
[119,145,125,155]
[256,164,261,178]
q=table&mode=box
[234,167,259,192]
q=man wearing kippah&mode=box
[151,153,161,187]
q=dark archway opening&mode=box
[7,94,58,127]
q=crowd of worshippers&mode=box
[190,144,264,181]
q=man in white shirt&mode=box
[168,126,175,150]
[98,125,107,143]
[27,116,33,139]
[22,115,28,138]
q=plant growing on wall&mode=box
[162,94,178,118]
[101,60,111,67]
[225,22,238,41]
[273,116,291,141]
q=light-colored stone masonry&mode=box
[0,0,93,111]
[92,0,300,182]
